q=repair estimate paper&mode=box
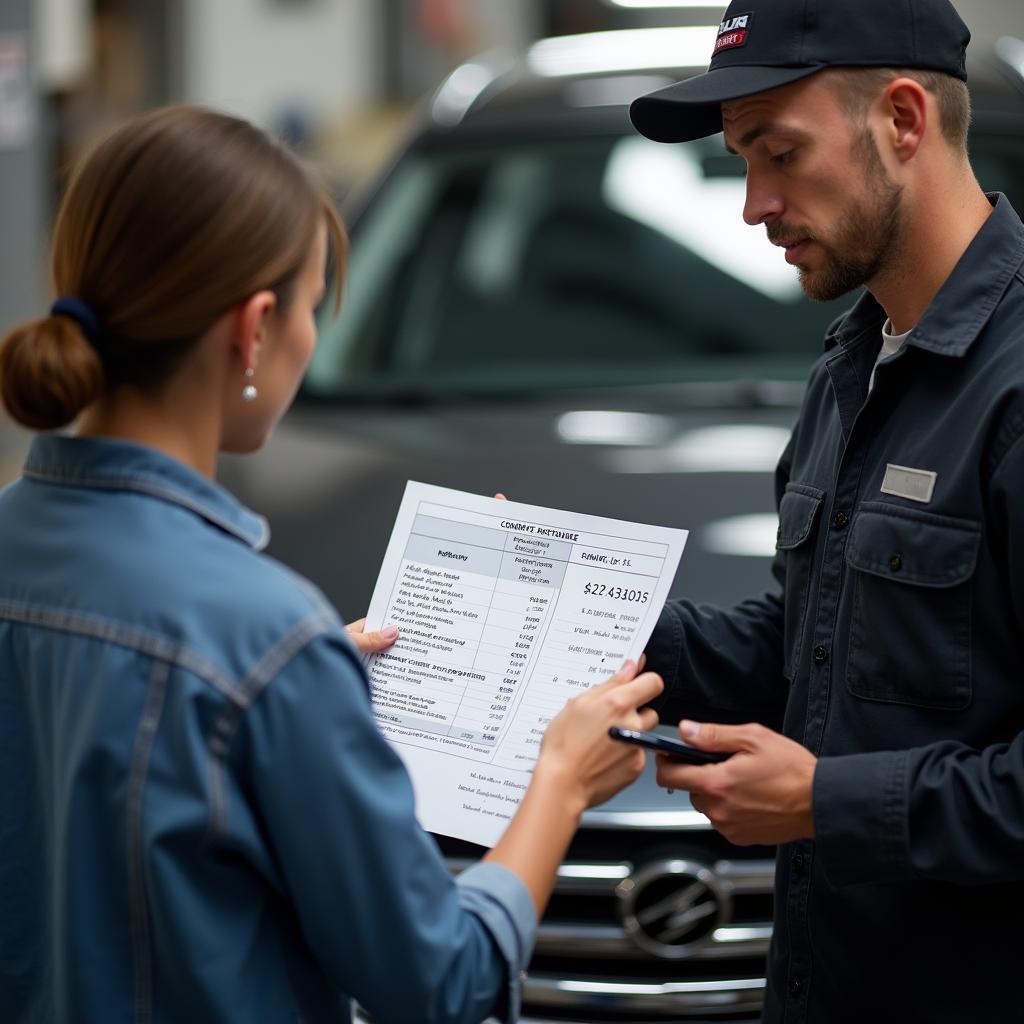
[362,482,688,848]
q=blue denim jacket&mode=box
[0,436,534,1024]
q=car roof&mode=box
[425,28,1024,140]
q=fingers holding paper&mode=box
[538,660,663,810]
[345,618,400,655]
[656,720,818,846]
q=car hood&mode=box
[221,386,797,614]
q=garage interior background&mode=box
[2,0,1023,483]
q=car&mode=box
[219,26,1024,1022]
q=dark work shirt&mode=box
[647,194,1024,1023]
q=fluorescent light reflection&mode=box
[995,37,1024,83]
[604,137,804,302]
[557,863,632,881]
[559,978,766,994]
[700,514,779,557]
[606,424,791,474]
[528,27,717,77]
[564,74,675,108]
[712,925,774,943]
[432,59,510,126]
[556,410,673,446]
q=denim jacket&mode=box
[0,436,534,1024]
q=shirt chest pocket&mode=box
[777,484,825,681]
[845,503,980,710]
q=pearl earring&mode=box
[242,367,258,403]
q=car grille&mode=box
[445,808,775,1022]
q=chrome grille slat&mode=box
[524,974,767,1014]
[448,857,775,895]
[534,922,771,960]
[580,809,713,831]
[447,857,633,894]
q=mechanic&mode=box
[629,0,1024,1019]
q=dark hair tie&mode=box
[50,297,100,342]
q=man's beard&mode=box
[770,130,905,302]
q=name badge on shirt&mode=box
[880,464,937,504]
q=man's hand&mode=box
[345,618,399,655]
[656,721,817,846]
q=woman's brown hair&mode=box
[0,105,346,430]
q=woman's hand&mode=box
[536,660,663,813]
[486,660,663,915]
[345,618,399,655]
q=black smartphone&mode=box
[608,727,731,764]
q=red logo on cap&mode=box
[714,13,751,56]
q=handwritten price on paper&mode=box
[583,583,650,603]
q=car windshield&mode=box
[306,129,1024,397]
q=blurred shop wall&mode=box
[0,0,42,480]
[0,0,547,335]
[182,0,378,140]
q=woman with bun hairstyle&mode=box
[0,106,662,1024]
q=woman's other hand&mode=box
[345,618,399,655]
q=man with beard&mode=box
[629,0,1024,1020]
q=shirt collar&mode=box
[23,435,270,551]
[826,193,1024,357]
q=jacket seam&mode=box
[649,603,684,716]
[21,467,268,549]
[986,415,1024,483]
[127,659,170,1024]
[205,612,338,839]
[0,599,243,704]
[854,500,980,532]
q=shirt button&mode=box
[889,554,903,572]
[833,510,849,528]
[792,852,806,871]
[790,978,803,996]
[813,645,829,665]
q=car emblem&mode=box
[616,859,731,959]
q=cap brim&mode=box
[630,64,826,143]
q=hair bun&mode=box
[0,315,105,430]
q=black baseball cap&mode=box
[630,0,970,143]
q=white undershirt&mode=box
[869,318,913,392]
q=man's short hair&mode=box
[826,67,971,151]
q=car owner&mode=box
[0,105,664,1024]
[630,0,1024,1019]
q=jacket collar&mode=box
[23,435,270,551]
[826,193,1024,357]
